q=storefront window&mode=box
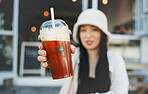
[143,0,148,33]
[99,0,135,35]
[145,14,148,32]
[144,0,148,10]
[138,0,143,32]
[109,40,140,63]
[18,0,81,76]
[0,35,13,71]
[0,0,13,30]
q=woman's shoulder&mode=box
[107,51,122,59]
[107,51,125,65]
[107,51,126,73]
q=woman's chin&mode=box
[84,45,98,50]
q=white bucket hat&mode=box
[73,9,111,44]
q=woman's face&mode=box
[79,25,101,50]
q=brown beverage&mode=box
[39,19,73,79]
[42,40,73,79]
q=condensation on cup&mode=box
[39,19,73,79]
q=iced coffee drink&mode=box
[39,19,73,79]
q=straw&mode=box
[50,7,55,28]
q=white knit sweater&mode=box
[59,48,129,94]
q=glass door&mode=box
[0,0,13,71]
[0,35,13,71]
[0,0,19,86]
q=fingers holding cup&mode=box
[70,45,76,54]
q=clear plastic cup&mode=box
[39,19,73,79]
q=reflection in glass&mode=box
[0,35,13,71]
[0,0,13,30]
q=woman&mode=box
[37,9,129,94]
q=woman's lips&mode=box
[86,40,93,45]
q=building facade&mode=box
[0,0,148,87]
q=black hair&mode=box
[77,26,111,93]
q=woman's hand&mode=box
[37,43,76,68]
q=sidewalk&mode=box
[0,86,61,94]
[0,86,148,94]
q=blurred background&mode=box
[0,0,148,94]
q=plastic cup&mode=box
[39,19,73,79]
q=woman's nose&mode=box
[86,31,91,37]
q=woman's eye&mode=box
[92,28,99,31]
[80,29,86,32]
